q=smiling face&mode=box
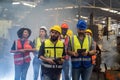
[22,30,29,39]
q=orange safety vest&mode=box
[91,55,96,64]
[14,39,32,65]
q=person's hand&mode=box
[72,52,79,57]
[81,51,88,56]
[18,49,26,53]
[46,58,56,64]
[58,59,64,64]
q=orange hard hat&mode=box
[61,23,69,28]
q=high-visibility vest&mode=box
[42,39,64,68]
[44,39,64,58]
[71,35,96,68]
[14,39,32,65]
[34,37,42,51]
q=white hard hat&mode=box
[40,26,48,32]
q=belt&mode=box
[71,58,91,61]
[42,63,62,68]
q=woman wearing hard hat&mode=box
[33,26,48,80]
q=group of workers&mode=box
[10,19,97,80]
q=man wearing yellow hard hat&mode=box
[85,28,102,74]
[67,29,73,37]
[38,25,65,80]
[85,29,93,37]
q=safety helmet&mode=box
[50,25,61,34]
[85,29,93,36]
[85,29,92,34]
[61,23,69,28]
[40,26,47,32]
[67,29,73,37]
[77,20,87,30]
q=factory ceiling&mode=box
[0,0,120,24]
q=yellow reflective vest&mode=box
[73,35,90,52]
[71,35,93,68]
[34,37,42,51]
[44,39,64,58]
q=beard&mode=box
[50,36,59,42]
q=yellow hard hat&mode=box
[50,25,61,34]
[85,29,92,35]
[67,29,73,37]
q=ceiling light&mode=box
[45,8,53,11]
[117,12,120,15]
[21,1,37,8]
[12,2,20,5]
[64,6,73,9]
[22,3,36,8]
[109,10,118,13]
[100,8,110,11]
[80,16,88,19]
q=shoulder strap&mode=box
[34,37,40,46]
[34,37,37,47]
[71,35,75,51]
[27,40,30,44]
[88,35,93,50]
[15,40,17,50]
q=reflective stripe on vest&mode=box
[71,58,91,61]
[42,62,62,68]
[14,55,30,61]
[44,39,64,58]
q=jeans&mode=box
[72,65,93,80]
[43,73,60,80]
[62,59,71,80]
[14,62,30,80]
[33,56,42,80]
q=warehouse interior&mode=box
[0,0,120,80]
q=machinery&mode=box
[116,28,120,54]
[88,15,120,80]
